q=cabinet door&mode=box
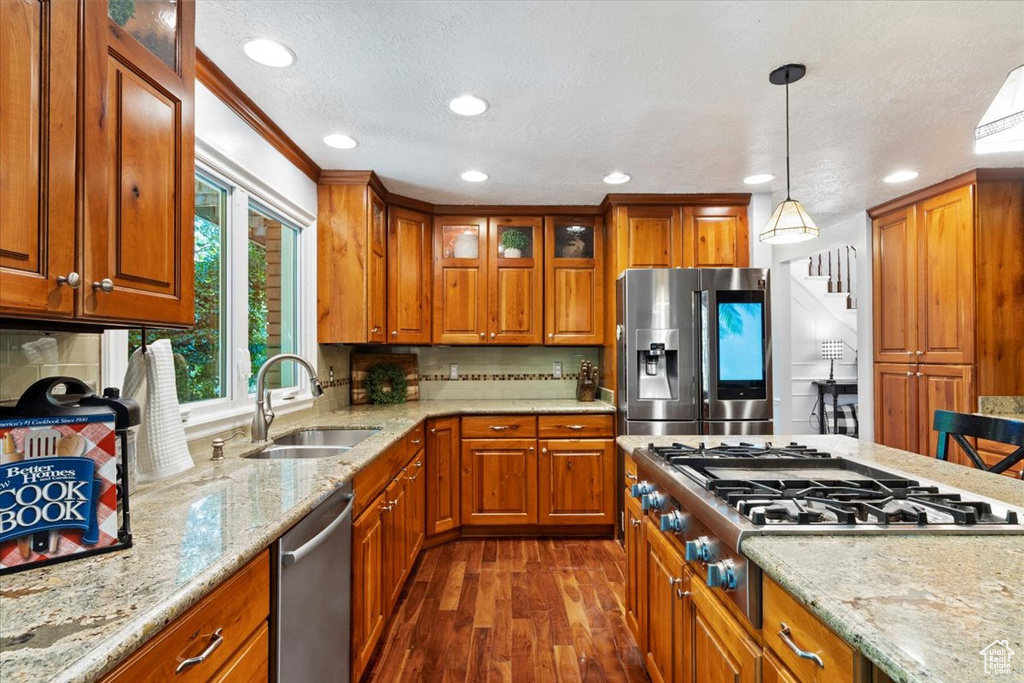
[872,208,918,363]
[383,472,408,611]
[682,206,749,267]
[426,417,461,535]
[918,365,975,459]
[388,207,432,344]
[352,497,386,680]
[538,439,614,524]
[544,216,604,344]
[620,206,682,269]
[81,0,196,325]
[916,186,975,364]
[690,579,761,683]
[0,0,77,318]
[644,518,690,683]
[488,216,544,344]
[433,216,488,344]
[460,438,538,525]
[762,649,800,683]
[874,363,918,454]
[367,191,387,343]
[406,450,426,566]
[624,493,646,649]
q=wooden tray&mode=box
[350,354,420,405]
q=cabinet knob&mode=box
[479,332,485,338]
[56,272,81,289]
[630,518,642,527]
[430,428,436,434]
[548,333,554,338]
[541,447,548,454]
[915,372,923,377]
[528,446,534,452]
[371,326,380,333]
[392,331,398,336]
[916,350,924,355]
[92,278,114,293]
[905,351,913,356]
[490,332,496,339]
[906,372,913,376]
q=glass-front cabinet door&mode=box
[108,0,181,71]
[489,217,544,344]
[544,216,604,345]
[433,217,489,344]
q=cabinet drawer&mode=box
[406,422,426,453]
[462,415,537,438]
[538,414,613,438]
[763,576,856,682]
[212,622,269,683]
[624,451,638,490]
[353,441,409,517]
[103,550,270,683]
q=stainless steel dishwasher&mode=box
[275,482,355,682]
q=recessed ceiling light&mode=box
[461,170,488,182]
[603,172,631,185]
[243,39,295,68]
[883,170,919,183]
[323,134,357,149]
[743,173,776,185]
[449,95,489,116]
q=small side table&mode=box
[812,380,858,435]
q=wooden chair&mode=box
[933,410,1024,476]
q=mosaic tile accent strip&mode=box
[419,373,581,382]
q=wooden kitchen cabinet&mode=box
[388,206,432,344]
[405,449,426,566]
[383,467,409,610]
[620,206,682,268]
[683,206,750,267]
[488,216,544,344]
[544,216,605,345]
[433,216,490,343]
[690,578,761,683]
[917,364,975,459]
[763,649,800,683]
[318,174,388,343]
[643,516,690,683]
[538,439,615,524]
[0,0,78,319]
[352,493,387,682]
[81,0,196,325]
[874,363,918,454]
[426,417,461,536]
[624,491,646,648]
[461,438,538,525]
[872,207,917,363]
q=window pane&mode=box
[248,205,299,392]
[129,175,226,403]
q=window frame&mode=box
[103,145,318,440]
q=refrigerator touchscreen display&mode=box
[717,302,765,381]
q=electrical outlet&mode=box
[449,363,459,380]
[553,362,563,379]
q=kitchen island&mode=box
[618,434,1024,683]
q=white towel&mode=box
[122,339,194,482]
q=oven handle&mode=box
[281,493,355,566]
[779,622,825,668]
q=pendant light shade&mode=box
[975,64,1024,155]
[760,64,819,245]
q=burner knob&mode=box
[630,480,654,498]
[659,510,689,534]
[685,536,712,564]
[641,492,665,511]
[706,560,738,591]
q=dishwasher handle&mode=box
[281,492,356,566]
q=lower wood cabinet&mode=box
[352,493,386,680]
[539,438,615,524]
[102,551,269,683]
[426,416,460,535]
[624,490,645,648]
[406,448,426,566]
[691,578,762,683]
[383,467,409,610]
[461,438,538,525]
[763,647,801,683]
[643,516,689,683]
[874,362,975,457]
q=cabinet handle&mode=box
[625,473,638,481]
[490,332,496,339]
[410,439,422,445]
[175,628,224,674]
[676,588,691,600]
[92,278,114,293]
[905,372,913,377]
[430,428,436,434]
[916,350,924,355]
[479,332,485,339]
[778,623,825,668]
[561,424,585,431]
[905,351,913,356]
[415,461,422,468]
[489,425,519,431]
[630,518,642,527]
[407,475,418,481]
[541,447,548,454]
[669,576,683,587]
[392,331,398,336]
[371,326,380,333]
[56,272,81,289]
[528,446,535,452]
[915,372,923,377]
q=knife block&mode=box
[575,361,597,402]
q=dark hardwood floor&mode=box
[364,538,649,682]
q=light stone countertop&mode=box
[0,399,613,683]
[618,434,1024,683]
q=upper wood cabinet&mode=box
[488,216,544,344]
[2,0,196,327]
[0,0,78,319]
[81,0,196,325]
[387,207,432,344]
[683,206,750,267]
[317,177,388,343]
[544,216,605,345]
[872,208,917,363]
[620,206,682,268]
[433,216,489,344]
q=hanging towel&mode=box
[123,339,194,483]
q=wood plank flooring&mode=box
[364,538,649,683]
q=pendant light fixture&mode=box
[759,64,819,245]
[975,64,1024,155]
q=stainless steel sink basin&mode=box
[245,445,351,460]
[273,428,380,448]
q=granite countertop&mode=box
[619,434,1024,683]
[0,399,612,683]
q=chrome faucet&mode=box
[251,354,324,443]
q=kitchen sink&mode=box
[272,428,380,448]
[246,445,352,460]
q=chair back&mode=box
[932,410,1024,475]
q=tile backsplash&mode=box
[0,331,103,403]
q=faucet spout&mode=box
[251,354,323,443]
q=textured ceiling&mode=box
[195,0,1024,226]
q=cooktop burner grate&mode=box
[648,441,833,461]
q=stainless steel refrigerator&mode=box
[616,268,773,436]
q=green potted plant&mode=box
[500,228,529,258]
